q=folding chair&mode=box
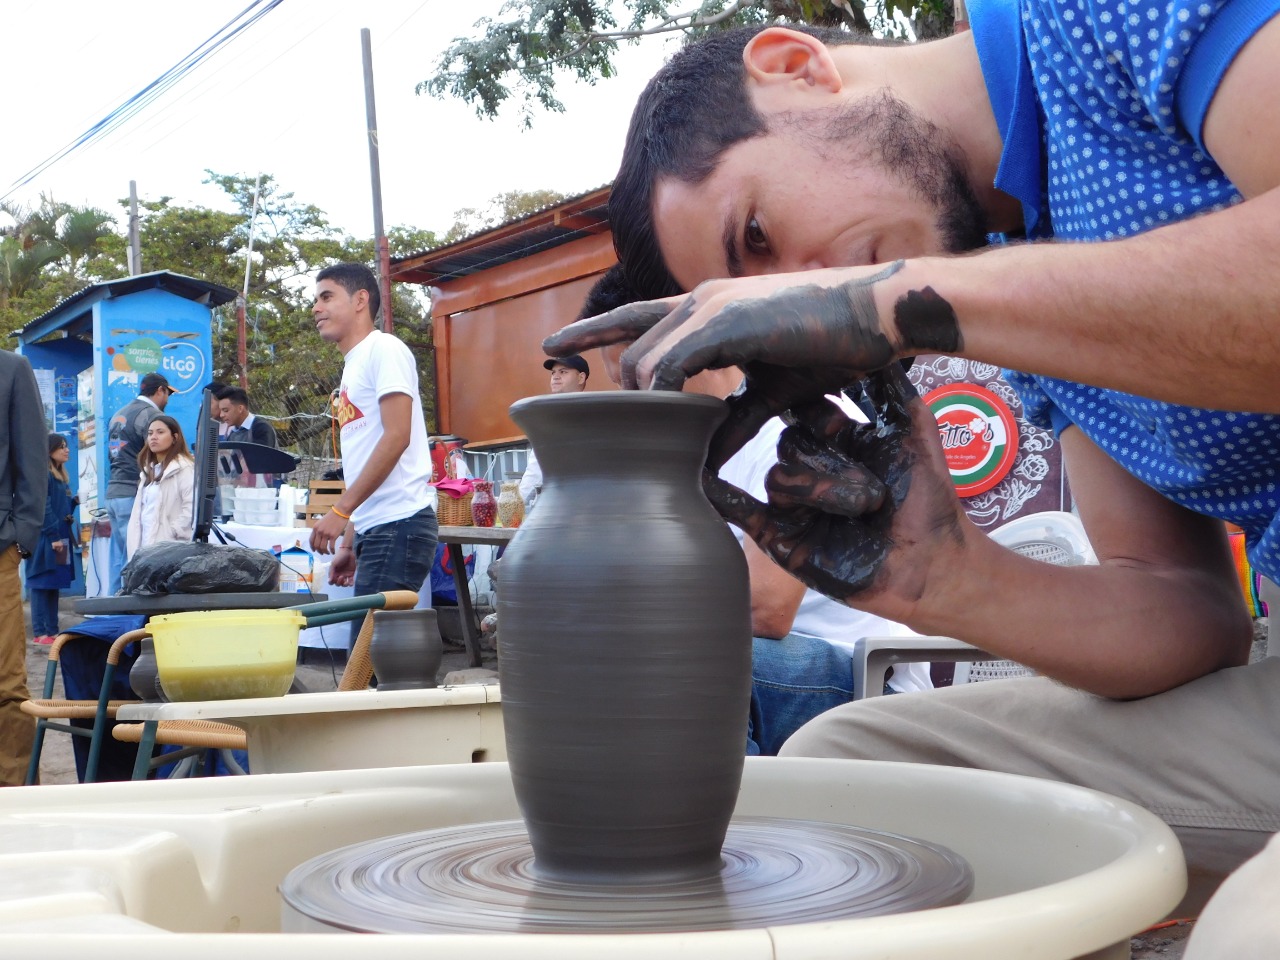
[112,604,383,779]
[851,512,1097,698]
[22,628,149,784]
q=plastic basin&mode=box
[148,608,305,701]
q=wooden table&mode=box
[437,525,517,668]
[116,685,505,775]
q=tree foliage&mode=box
[421,0,955,125]
[443,188,569,242]
[0,196,116,314]
[0,174,448,444]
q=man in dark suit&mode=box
[217,387,278,448]
[0,350,49,785]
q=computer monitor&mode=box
[192,386,221,543]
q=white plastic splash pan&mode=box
[0,758,1184,959]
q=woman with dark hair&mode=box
[26,434,79,644]
[125,415,194,558]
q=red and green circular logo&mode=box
[923,383,1018,497]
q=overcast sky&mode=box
[4,0,673,241]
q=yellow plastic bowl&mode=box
[148,608,306,702]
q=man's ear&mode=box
[353,288,369,315]
[743,27,843,94]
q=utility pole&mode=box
[361,27,393,332]
[128,181,142,275]
[237,175,262,389]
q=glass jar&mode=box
[497,480,524,529]
[471,480,496,527]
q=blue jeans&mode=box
[106,496,134,596]
[29,588,60,637]
[747,633,889,756]
[350,507,438,650]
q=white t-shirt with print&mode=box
[718,393,931,695]
[335,329,436,533]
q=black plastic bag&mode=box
[119,541,280,596]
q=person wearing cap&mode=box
[104,371,171,594]
[518,354,590,509]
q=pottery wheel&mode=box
[281,816,973,934]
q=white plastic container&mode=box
[236,488,280,502]
[235,504,279,526]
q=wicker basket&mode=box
[437,492,474,526]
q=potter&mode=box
[548,13,1280,945]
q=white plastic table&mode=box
[116,685,505,775]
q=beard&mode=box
[786,91,990,254]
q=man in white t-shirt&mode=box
[719,393,931,755]
[310,263,437,647]
[518,354,590,509]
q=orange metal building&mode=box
[392,187,615,446]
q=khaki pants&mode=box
[782,660,1280,911]
[0,545,34,785]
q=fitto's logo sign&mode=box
[924,383,1018,497]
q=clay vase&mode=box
[499,391,751,886]
[128,638,162,701]
[369,609,443,690]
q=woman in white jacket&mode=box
[126,414,195,557]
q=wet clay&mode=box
[280,816,973,934]
[893,285,962,354]
[369,608,443,691]
[499,390,752,885]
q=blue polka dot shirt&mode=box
[970,0,1280,582]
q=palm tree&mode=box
[0,197,117,310]
[0,234,61,311]
[55,206,115,278]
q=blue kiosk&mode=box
[14,271,237,596]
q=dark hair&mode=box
[316,262,380,322]
[137,414,192,486]
[205,380,230,399]
[139,372,171,397]
[48,432,69,482]
[611,24,875,299]
[577,263,637,320]
[220,386,249,408]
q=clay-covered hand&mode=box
[546,261,962,466]
[704,365,967,621]
[546,261,961,392]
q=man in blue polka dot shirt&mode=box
[550,0,1280,947]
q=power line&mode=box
[129,4,348,158]
[0,0,287,203]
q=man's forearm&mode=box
[887,186,1280,413]
[901,533,1253,699]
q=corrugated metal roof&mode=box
[391,185,612,286]
[17,270,238,341]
